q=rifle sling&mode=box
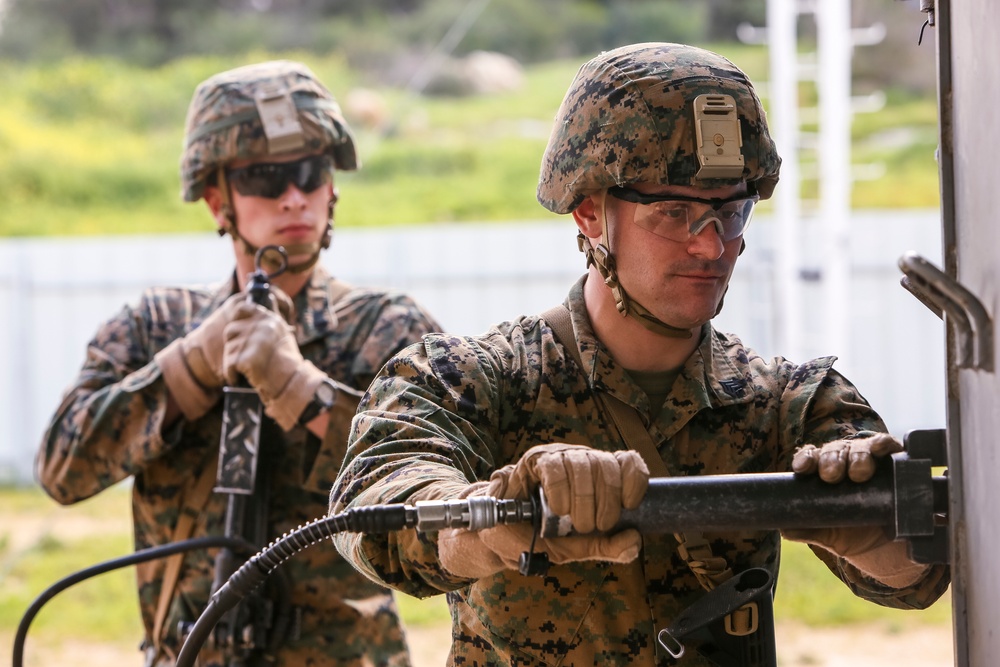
[151,278,356,658]
[151,454,219,662]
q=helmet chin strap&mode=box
[575,195,730,340]
[215,168,330,275]
[577,231,693,339]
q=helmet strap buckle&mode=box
[321,204,334,250]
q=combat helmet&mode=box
[181,60,358,272]
[537,42,781,337]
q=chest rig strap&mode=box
[540,304,736,598]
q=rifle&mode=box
[190,244,295,664]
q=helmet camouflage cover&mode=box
[181,60,358,202]
[537,42,781,214]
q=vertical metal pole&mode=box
[767,0,802,361]
[933,0,972,667]
[817,0,852,357]
[929,2,966,663]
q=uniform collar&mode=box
[203,267,341,345]
[291,265,341,345]
[203,274,239,320]
[565,275,753,425]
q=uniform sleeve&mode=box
[302,294,444,496]
[777,356,881,461]
[329,333,505,599]
[353,297,443,383]
[35,297,179,504]
[782,360,951,610]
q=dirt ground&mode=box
[6,620,955,666]
[772,621,953,666]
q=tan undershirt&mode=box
[625,367,681,416]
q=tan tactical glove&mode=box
[785,432,927,588]
[222,300,326,431]
[791,432,903,483]
[782,525,929,589]
[436,443,649,580]
[154,293,246,420]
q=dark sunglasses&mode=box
[226,155,333,199]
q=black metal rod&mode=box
[539,469,947,538]
[618,472,895,534]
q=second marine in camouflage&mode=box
[330,43,950,665]
[37,61,440,667]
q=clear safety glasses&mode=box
[226,155,333,199]
[608,186,759,243]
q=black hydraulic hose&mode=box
[13,535,260,667]
[177,505,411,667]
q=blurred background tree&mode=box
[1,0,922,90]
[0,0,766,68]
[0,0,938,237]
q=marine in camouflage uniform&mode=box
[329,44,950,666]
[36,61,441,667]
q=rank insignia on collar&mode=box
[719,378,746,397]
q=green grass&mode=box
[0,484,950,654]
[0,46,942,239]
[396,592,452,628]
[775,541,951,627]
[0,486,143,643]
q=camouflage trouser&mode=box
[142,601,413,667]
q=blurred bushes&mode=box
[1,0,930,95]
[0,51,570,237]
[0,38,941,239]
[0,0,762,72]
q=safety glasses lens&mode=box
[631,198,755,242]
[227,156,332,199]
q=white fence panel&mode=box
[0,212,945,483]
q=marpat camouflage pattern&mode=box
[37,266,441,667]
[330,277,950,666]
[181,60,358,202]
[537,43,781,214]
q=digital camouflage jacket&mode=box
[331,276,950,667]
[37,266,441,667]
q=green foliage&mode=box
[603,0,709,47]
[0,533,144,642]
[339,138,553,226]
[0,53,348,236]
[396,593,452,627]
[0,43,941,238]
[0,0,735,67]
